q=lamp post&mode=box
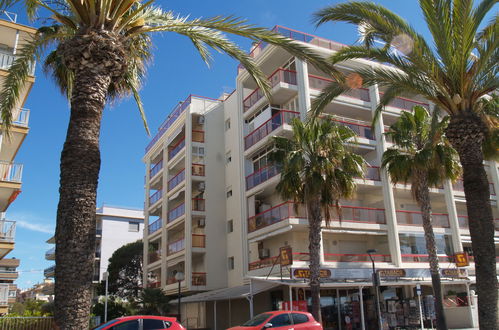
[103,271,109,323]
[175,271,185,322]
[367,249,382,330]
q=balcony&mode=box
[167,237,185,256]
[453,179,495,195]
[192,234,206,248]
[324,253,391,262]
[246,165,280,191]
[0,220,15,242]
[334,205,386,224]
[309,74,370,102]
[149,190,162,206]
[148,281,161,288]
[396,210,450,228]
[150,160,163,178]
[249,256,279,270]
[192,130,205,143]
[401,254,454,263]
[244,110,299,150]
[168,138,186,160]
[168,203,185,223]
[148,218,162,235]
[168,169,185,191]
[333,117,375,140]
[380,92,429,111]
[43,265,55,278]
[0,52,35,75]
[458,215,499,231]
[243,68,297,112]
[192,164,205,177]
[248,201,305,233]
[0,162,23,183]
[363,166,381,181]
[192,272,207,286]
[148,251,161,263]
[192,198,205,212]
[45,247,55,260]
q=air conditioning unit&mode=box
[198,116,205,124]
[258,248,270,259]
[197,219,206,228]
[198,182,206,191]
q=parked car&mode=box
[227,311,322,329]
[92,315,185,330]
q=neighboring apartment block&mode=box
[45,205,144,283]
[0,11,36,315]
[143,26,499,329]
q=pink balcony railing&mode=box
[458,215,499,230]
[244,110,300,150]
[452,179,495,195]
[192,163,205,176]
[308,74,370,102]
[334,205,386,224]
[246,164,280,190]
[396,210,450,228]
[243,68,297,112]
[168,169,185,191]
[379,92,429,111]
[192,198,205,212]
[168,137,186,160]
[168,203,185,222]
[248,256,279,270]
[192,130,205,143]
[192,272,207,286]
[148,218,162,235]
[192,234,206,248]
[149,190,162,205]
[401,254,454,263]
[248,201,305,233]
[333,118,375,140]
[150,160,163,178]
[324,253,392,262]
[167,237,185,255]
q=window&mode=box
[227,220,233,233]
[291,313,309,324]
[226,189,233,198]
[252,145,273,172]
[128,222,140,232]
[228,256,234,270]
[225,118,231,131]
[269,313,291,327]
[226,151,232,164]
[143,318,169,329]
[110,320,139,330]
[8,290,16,297]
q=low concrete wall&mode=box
[444,306,475,329]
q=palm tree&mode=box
[270,118,365,322]
[0,1,336,328]
[312,1,498,328]
[382,106,460,330]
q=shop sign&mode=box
[454,252,469,267]
[441,268,467,278]
[378,269,406,278]
[280,246,293,266]
[282,300,307,312]
[292,268,332,279]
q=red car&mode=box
[93,315,185,330]
[228,311,322,330]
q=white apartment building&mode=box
[45,205,144,282]
[143,26,499,329]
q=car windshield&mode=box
[242,313,271,326]
[93,319,120,329]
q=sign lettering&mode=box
[280,246,293,267]
[292,268,331,279]
[455,252,469,267]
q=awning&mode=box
[178,279,280,304]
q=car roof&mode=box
[265,311,310,316]
[117,316,177,322]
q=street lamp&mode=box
[174,271,185,322]
[103,271,109,323]
[367,249,382,330]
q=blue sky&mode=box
[8,0,432,289]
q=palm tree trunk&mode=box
[54,32,125,329]
[446,114,498,330]
[307,197,322,323]
[415,174,447,330]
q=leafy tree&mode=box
[270,118,365,322]
[91,297,131,322]
[135,288,170,315]
[9,299,53,316]
[312,1,498,328]
[0,0,335,328]
[105,240,143,300]
[382,106,460,329]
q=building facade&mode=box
[143,26,499,329]
[45,205,144,283]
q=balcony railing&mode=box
[249,256,279,270]
[148,251,161,263]
[0,162,23,183]
[192,198,205,212]
[324,253,392,262]
[192,234,206,248]
[192,130,205,143]
[243,68,297,112]
[0,220,15,242]
[167,237,185,255]
[244,110,299,150]
[45,247,55,259]
[150,160,163,178]
[380,92,429,111]
[248,201,304,233]
[0,52,35,75]
[396,210,450,228]
[168,203,185,223]
[148,218,162,235]
[192,272,207,286]
[192,164,205,177]
[168,137,186,160]
[364,166,381,181]
[43,265,55,278]
[458,215,499,231]
[401,254,454,263]
[149,190,162,206]
[333,117,375,140]
[334,205,386,224]
[452,179,495,195]
[309,74,370,102]
[168,169,185,191]
[246,164,280,190]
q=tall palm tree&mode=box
[0,1,336,328]
[311,1,498,328]
[270,118,365,322]
[382,106,460,330]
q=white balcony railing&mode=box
[0,220,15,242]
[0,162,23,183]
[0,283,8,305]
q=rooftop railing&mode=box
[244,110,299,150]
[0,220,15,242]
[246,164,280,191]
[396,210,450,228]
[0,162,23,183]
[148,218,162,235]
